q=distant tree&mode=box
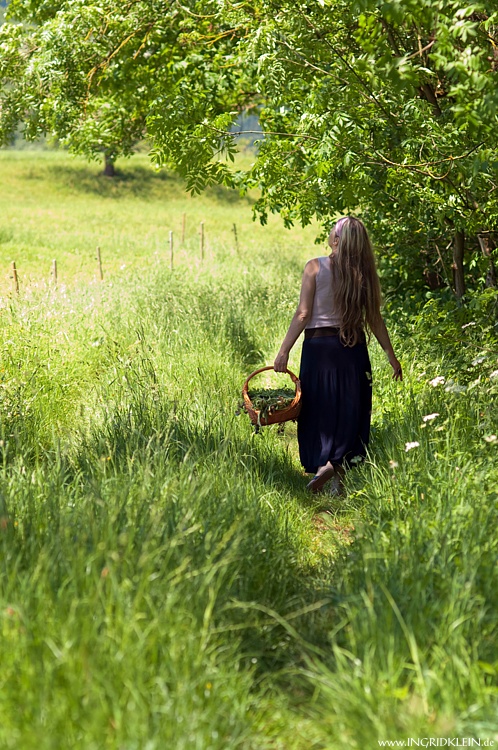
[0,1,157,174]
[1,0,498,295]
[0,0,246,177]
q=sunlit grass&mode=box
[0,148,320,293]
[0,150,497,748]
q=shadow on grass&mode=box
[46,162,182,198]
[45,162,255,206]
[224,311,265,369]
[203,182,255,206]
[64,395,335,665]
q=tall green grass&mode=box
[0,151,497,748]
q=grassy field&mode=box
[1,149,498,749]
[0,149,318,293]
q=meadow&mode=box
[1,149,497,749]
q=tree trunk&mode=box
[103,152,116,177]
[477,234,498,288]
[452,230,465,299]
[418,83,443,117]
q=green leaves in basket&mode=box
[246,388,295,421]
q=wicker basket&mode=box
[241,366,302,426]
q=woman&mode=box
[274,216,402,495]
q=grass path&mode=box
[1,150,497,748]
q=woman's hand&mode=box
[390,357,403,381]
[369,315,403,381]
[274,352,289,373]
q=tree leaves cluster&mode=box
[0,0,249,179]
[2,0,498,296]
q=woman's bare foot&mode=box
[306,461,335,494]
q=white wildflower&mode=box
[489,370,498,380]
[461,321,476,329]
[422,413,439,422]
[429,376,445,387]
[389,460,399,469]
[471,355,486,366]
[484,435,497,444]
[405,441,420,452]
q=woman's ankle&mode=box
[317,461,334,475]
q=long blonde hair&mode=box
[332,217,382,346]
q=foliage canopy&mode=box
[2,0,498,294]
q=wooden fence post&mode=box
[51,259,57,286]
[169,231,174,270]
[96,246,104,281]
[232,223,239,254]
[182,213,186,245]
[11,261,19,294]
[200,222,205,261]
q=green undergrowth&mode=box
[0,159,497,747]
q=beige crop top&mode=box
[305,256,342,329]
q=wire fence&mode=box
[5,216,244,296]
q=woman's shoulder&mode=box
[302,257,320,277]
[304,256,323,269]
[305,256,331,270]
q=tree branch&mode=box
[406,39,436,60]
[174,2,216,19]
[418,83,442,117]
[380,18,403,56]
[87,22,156,85]
[205,125,320,141]
[371,142,485,170]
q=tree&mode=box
[0,0,244,175]
[0,0,172,173]
[1,0,498,295]
[203,0,498,298]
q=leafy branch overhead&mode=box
[2,0,498,295]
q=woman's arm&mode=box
[274,259,318,372]
[368,314,403,380]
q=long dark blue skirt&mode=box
[297,335,372,474]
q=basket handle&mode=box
[242,366,301,410]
